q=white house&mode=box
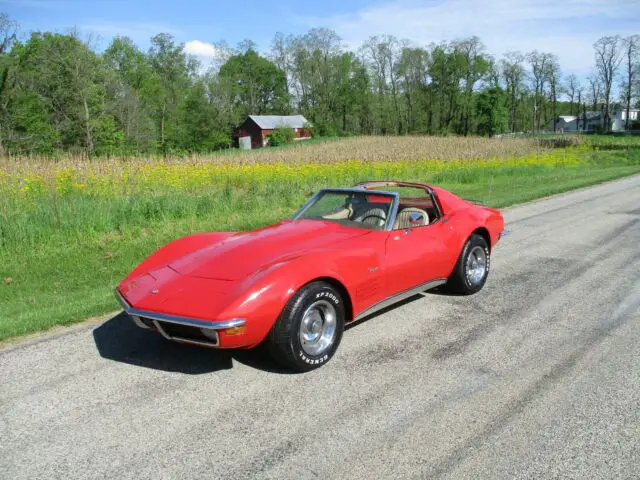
[583,111,604,131]
[611,108,639,132]
[548,115,579,132]
[546,112,603,132]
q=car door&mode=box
[384,219,457,297]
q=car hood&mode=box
[169,220,370,281]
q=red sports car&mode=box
[115,181,505,371]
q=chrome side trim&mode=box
[114,289,245,331]
[353,278,447,321]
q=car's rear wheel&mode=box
[267,281,345,372]
[446,233,490,295]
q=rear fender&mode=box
[447,208,504,255]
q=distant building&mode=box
[233,115,312,149]
[546,111,604,132]
[582,111,605,132]
[548,109,640,133]
[549,115,579,132]
[611,108,639,132]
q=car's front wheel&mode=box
[267,281,345,372]
[446,233,490,294]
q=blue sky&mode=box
[2,0,639,75]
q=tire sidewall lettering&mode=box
[315,290,340,305]
[485,246,490,273]
[298,351,330,365]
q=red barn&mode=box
[233,115,312,149]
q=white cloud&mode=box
[300,0,640,73]
[184,40,219,58]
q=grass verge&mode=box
[1,136,639,341]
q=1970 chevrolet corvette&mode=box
[115,181,505,371]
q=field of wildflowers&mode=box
[1,135,639,341]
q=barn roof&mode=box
[248,115,309,129]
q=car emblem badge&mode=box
[150,288,160,294]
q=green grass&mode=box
[1,137,639,342]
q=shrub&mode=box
[266,126,295,147]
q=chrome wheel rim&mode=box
[466,246,487,286]
[299,300,337,356]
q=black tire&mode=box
[445,233,490,295]
[267,281,345,372]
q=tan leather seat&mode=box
[322,206,353,220]
[394,207,429,229]
[352,204,387,228]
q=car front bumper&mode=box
[115,289,246,348]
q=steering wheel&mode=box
[361,214,386,226]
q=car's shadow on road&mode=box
[424,286,468,297]
[92,313,295,375]
[345,293,425,330]
[344,286,463,330]
[97,287,456,374]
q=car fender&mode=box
[216,247,378,346]
[446,207,504,255]
[124,232,236,281]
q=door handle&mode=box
[442,217,449,224]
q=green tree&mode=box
[103,36,156,152]
[454,36,491,135]
[7,31,113,155]
[333,52,370,134]
[0,13,17,154]
[180,79,230,151]
[397,46,430,133]
[500,52,526,132]
[218,48,289,123]
[148,33,197,155]
[476,86,508,136]
[428,43,465,133]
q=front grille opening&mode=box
[152,320,218,346]
[139,317,154,328]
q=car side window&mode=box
[394,207,430,230]
[362,184,442,230]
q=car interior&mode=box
[321,196,391,228]
[320,188,440,230]
[365,185,440,230]
[393,198,440,229]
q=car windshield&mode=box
[295,190,394,230]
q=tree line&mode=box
[0,13,638,157]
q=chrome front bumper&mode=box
[114,289,245,347]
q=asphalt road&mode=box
[2,176,640,480]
